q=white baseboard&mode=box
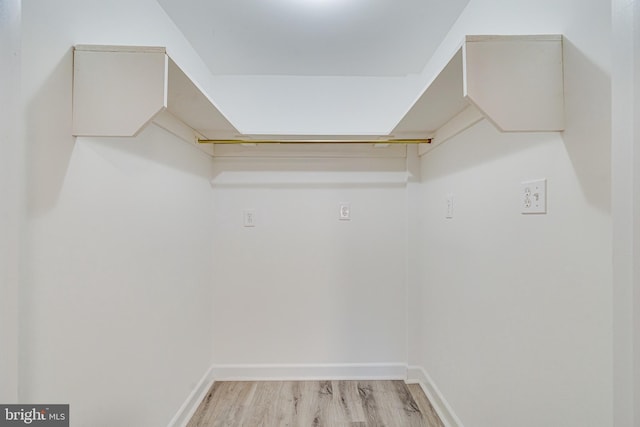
[209,363,407,381]
[167,365,215,427]
[406,365,465,427]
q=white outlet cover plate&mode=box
[446,194,454,219]
[243,209,256,227]
[521,179,547,214]
[339,203,351,220]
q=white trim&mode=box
[74,44,166,53]
[167,365,215,427]
[418,105,484,157]
[151,110,214,157]
[209,363,407,381]
[152,109,199,146]
[406,365,465,427]
[465,34,563,42]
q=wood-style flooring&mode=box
[186,380,445,427]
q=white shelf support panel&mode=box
[392,35,564,156]
[464,35,564,132]
[72,45,240,153]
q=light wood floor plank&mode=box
[407,383,445,427]
[187,381,256,427]
[290,381,317,426]
[187,380,444,427]
[358,381,386,426]
[244,381,287,426]
[338,381,367,423]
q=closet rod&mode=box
[198,138,432,144]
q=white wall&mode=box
[21,1,216,425]
[209,155,408,369]
[207,74,426,135]
[612,0,640,425]
[15,0,623,425]
[409,1,613,426]
[0,0,21,404]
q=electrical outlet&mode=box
[521,179,546,214]
[339,203,351,220]
[243,209,256,227]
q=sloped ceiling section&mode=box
[157,0,470,77]
[157,0,471,135]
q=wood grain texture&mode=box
[406,384,445,427]
[186,380,444,427]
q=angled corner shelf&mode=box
[72,35,564,158]
[392,35,564,155]
[72,45,240,155]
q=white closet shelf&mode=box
[392,35,564,155]
[72,35,564,157]
[72,45,240,155]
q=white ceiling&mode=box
[157,0,469,77]
[156,0,471,135]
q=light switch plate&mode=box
[243,209,256,227]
